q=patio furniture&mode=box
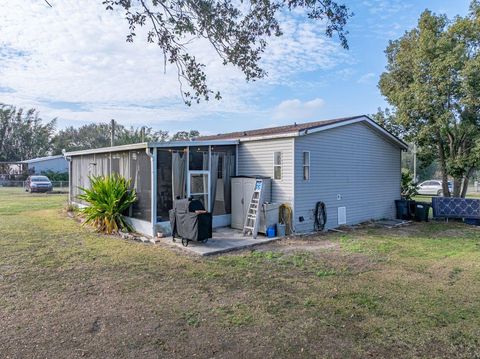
[169,198,212,247]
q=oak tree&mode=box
[103,0,352,105]
[379,2,480,197]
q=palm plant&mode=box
[78,174,137,234]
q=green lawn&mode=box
[413,192,480,203]
[1,188,480,358]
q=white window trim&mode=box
[187,170,210,210]
[303,151,310,181]
[273,151,283,181]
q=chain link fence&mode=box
[0,180,69,189]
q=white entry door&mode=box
[187,170,210,210]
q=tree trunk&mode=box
[453,178,462,197]
[437,134,450,197]
[460,168,474,198]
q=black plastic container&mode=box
[395,199,410,220]
[414,202,430,222]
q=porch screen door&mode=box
[187,170,210,210]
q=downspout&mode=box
[145,147,157,237]
[235,143,239,175]
[208,145,212,212]
[291,137,295,234]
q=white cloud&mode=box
[0,0,347,130]
[357,72,376,84]
[273,98,325,120]
[347,1,415,40]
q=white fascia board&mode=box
[238,132,299,142]
[149,139,239,148]
[22,154,66,163]
[64,143,149,157]
[300,116,408,150]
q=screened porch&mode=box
[155,143,237,232]
[67,140,238,237]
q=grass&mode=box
[413,191,480,203]
[1,187,480,358]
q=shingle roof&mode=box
[196,115,365,141]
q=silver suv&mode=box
[417,180,453,196]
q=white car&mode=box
[417,180,453,196]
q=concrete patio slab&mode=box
[160,227,279,256]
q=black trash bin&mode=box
[395,199,411,220]
[414,202,430,222]
[407,200,416,219]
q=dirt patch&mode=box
[267,237,340,253]
[252,236,378,276]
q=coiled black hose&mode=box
[314,201,327,231]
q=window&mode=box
[273,151,282,180]
[303,151,310,180]
[188,172,209,210]
[189,146,208,170]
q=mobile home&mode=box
[65,115,407,237]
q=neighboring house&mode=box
[0,162,28,182]
[65,115,407,237]
[22,155,69,175]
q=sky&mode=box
[0,0,472,136]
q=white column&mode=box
[151,147,157,236]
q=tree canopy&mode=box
[102,0,352,105]
[170,130,200,141]
[379,1,480,197]
[0,104,198,161]
[53,122,198,153]
[51,123,170,154]
[0,105,56,162]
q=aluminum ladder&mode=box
[243,179,265,239]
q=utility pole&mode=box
[140,126,145,142]
[110,119,115,147]
[413,143,417,183]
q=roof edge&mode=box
[64,142,149,157]
[238,132,300,142]
[64,139,240,157]
[300,115,408,150]
[149,139,239,147]
[22,154,66,163]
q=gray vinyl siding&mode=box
[237,138,294,205]
[294,122,401,232]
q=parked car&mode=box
[417,180,453,196]
[25,175,53,193]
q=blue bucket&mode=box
[266,226,276,238]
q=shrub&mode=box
[65,203,78,213]
[401,169,418,200]
[41,170,68,182]
[78,174,137,234]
